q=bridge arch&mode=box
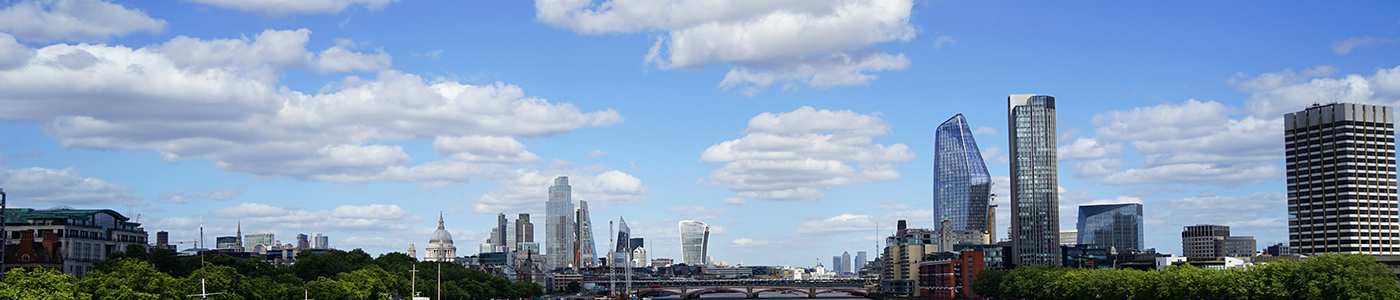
[750,287,811,296]
[684,287,748,297]
[813,288,868,297]
[633,289,683,297]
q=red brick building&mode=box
[917,251,984,298]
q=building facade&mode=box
[679,220,710,265]
[1285,103,1399,255]
[1008,94,1061,267]
[244,232,274,252]
[1077,203,1144,252]
[882,220,938,297]
[313,233,327,249]
[1,208,148,279]
[545,176,575,270]
[934,114,994,233]
[917,251,985,299]
[515,213,533,248]
[425,213,457,262]
[575,200,597,268]
[1180,224,1258,258]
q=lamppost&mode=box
[1,187,7,282]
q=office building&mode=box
[545,176,576,270]
[841,251,852,275]
[296,233,309,250]
[313,233,327,249]
[244,232,275,252]
[631,246,648,267]
[1059,230,1077,246]
[425,213,458,262]
[882,220,938,297]
[1266,242,1298,256]
[918,251,985,298]
[934,114,993,233]
[515,213,534,248]
[1,208,148,278]
[1077,203,1144,252]
[855,251,868,272]
[1008,94,1061,267]
[680,220,710,265]
[576,201,597,267]
[1182,224,1254,258]
[216,236,238,250]
[832,256,841,273]
[1285,103,1399,255]
[629,237,644,252]
[496,213,509,251]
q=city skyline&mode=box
[0,1,1398,265]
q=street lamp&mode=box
[1,187,7,281]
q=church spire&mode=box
[438,212,445,229]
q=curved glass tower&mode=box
[679,220,710,265]
[933,114,992,232]
[1076,203,1143,251]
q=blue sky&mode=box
[1,0,1398,266]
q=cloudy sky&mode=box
[1,0,1398,265]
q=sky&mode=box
[1,0,1398,267]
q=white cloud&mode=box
[208,202,418,233]
[1332,36,1395,55]
[0,29,622,183]
[537,0,916,94]
[0,33,35,70]
[184,0,400,16]
[932,35,956,49]
[667,205,727,220]
[470,164,647,214]
[587,150,609,157]
[1235,65,1400,118]
[972,126,995,136]
[874,199,908,210]
[1089,99,1282,187]
[731,237,770,247]
[702,107,914,202]
[722,197,747,205]
[1057,138,1121,160]
[0,166,143,207]
[0,0,165,42]
[313,39,391,73]
[981,147,1005,165]
[158,188,242,204]
[796,213,875,236]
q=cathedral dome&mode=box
[429,214,453,245]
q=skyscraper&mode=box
[497,213,509,251]
[934,113,993,232]
[841,251,852,275]
[515,213,534,245]
[679,220,710,265]
[612,217,631,266]
[629,237,644,252]
[855,251,867,272]
[1077,203,1143,252]
[832,256,841,273]
[1286,103,1399,255]
[546,176,576,270]
[1008,94,1060,267]
[312,233,327,249]
[296,233,309,250]
[576,200,598,267]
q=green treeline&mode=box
[0,245,544,300]
[972,254,1400,300]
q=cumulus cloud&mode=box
[470,163,648,214]
[932,35,956,49]
[1332,36,1395,56]
[702,106,915,201]
[972,126,995,136]
[184,0,400,16]
[313,38,391,73]
[0,166,143,207]
[587,150,609,157]
[0,29,622,183]
[722,197,747,205]
[667,205,727,220]
[796,213,875,236]
[0,33,35,70]
[0,0,165,42]
[208,202,418,232]
[158,188,242,204]
[536,0,916,94]
[1234,65,1400,118]
[1087,99,1282,187]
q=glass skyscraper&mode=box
[545,176,575,270]
[934,114,992,232]
[1285,103,1398,255]
[1076,203,1143,251]
[679,220,710,265]
[576,200,597,267]
[1008,94,1060,267]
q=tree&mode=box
[971,269,1006,297]
[77,258,188,300]
[0,268,90,300]
[567,281,582,294]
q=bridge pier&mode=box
[809,287,817,298]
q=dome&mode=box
[429,213,453,245]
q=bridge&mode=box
[597,279,874,299]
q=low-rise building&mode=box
[882,220,939,297]
[2,208,148,278]
[917,251,985,299]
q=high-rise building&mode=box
[497,213,509,251]
[934,114,993,232]
[546,176,576,270]
[855,251,868,272]
[679,220,710,265]
[515,213,534,245]
[296,233,310,250]
[615,217,631,252]
[833,256,842,273]
[313,233,327,249]
[157,231,169,245]
[1182,224,1231,258]
[1285,103,1399,255]
[576,200,597,267]
[1077,203,1144,252]
[1008,94,1061,267]
[841,251,852,275]
[629,237,644,252]
[425,213,458,262]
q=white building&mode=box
[424,213,457,262]
[2,208,148,279]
